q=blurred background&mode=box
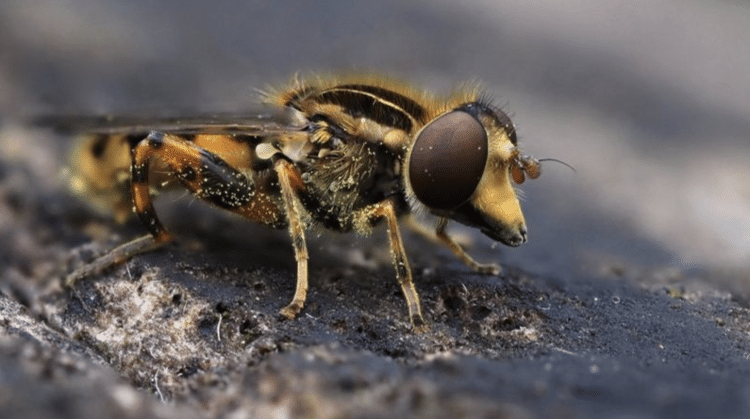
[1,0,748,289]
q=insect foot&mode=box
[474,263,502,276]
[279,301,304,320]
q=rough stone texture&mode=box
[2,1,750,418]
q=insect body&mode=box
[64,75,543,330]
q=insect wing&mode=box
[32,112,293,136]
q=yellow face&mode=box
[468,147,528,246]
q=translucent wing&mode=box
[31,111,295,136]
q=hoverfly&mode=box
[58,74,545,331]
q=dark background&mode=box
[1,1,750,418]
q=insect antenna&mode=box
[538,158,576,173]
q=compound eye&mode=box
[409,111,488,210]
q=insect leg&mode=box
[356,199,426,331]
[273,159,310,320]
[67,130,263,287]
[402,214,439,241]
[65,235,162,286]
[65,131,187,287]
[129,132,177,243]
[131,131,278,229]
[434,218,501,275]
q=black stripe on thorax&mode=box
[313,85,428,132]
[337,84,428,122]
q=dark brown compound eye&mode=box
[408,111,488,210]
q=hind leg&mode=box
[66,131,281,285]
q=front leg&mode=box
[434,218,501,275]
[405,216,500,275]
[355,199,426,331]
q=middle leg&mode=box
[273,158,310,320]
[355,199,426,330]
